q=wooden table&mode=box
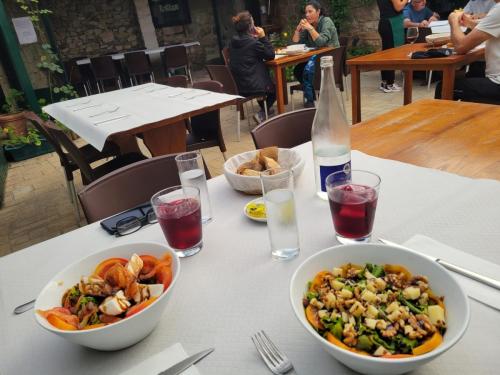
[352,99,500,180]
[266,47,334,114]
[347,43,485,124]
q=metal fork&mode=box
[251,331,296,374]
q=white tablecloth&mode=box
[43,84,241,150]
[1,144,500,374]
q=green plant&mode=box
[2,126,42,147]
[15,0,77,103]
[347,44,376,58]
[1,89,25,114]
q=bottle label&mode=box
[320,161,351,192]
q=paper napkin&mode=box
[404,235,500,311]
[121,343,201,375]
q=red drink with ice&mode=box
[327,176,380,243]
[156,198,202,251]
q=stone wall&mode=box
[46,0,145,59]
[155,0,222,68]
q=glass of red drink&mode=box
[151,186,202,257]
[326,170,381,244]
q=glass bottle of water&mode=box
[311,55,351,200]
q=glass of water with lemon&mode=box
[260,169,300,260]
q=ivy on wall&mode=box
[328,0,376,33]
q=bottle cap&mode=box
[320,55,333,67]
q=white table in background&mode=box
[76,42,201,66]
[43,83,240,156]
[1,144,500,374]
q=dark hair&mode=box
[232,11,252,34]
[305,1,324,16]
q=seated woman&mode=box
[434,1,500,104]
[403,0,440,28]
[291,1,339,107]
[229,11,276,124]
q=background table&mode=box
[43,84,240,156]
[347,43,485,123]
[352,99,500,180]
[266,47,334,114]
[1,142,500,374]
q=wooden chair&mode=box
[78,153,211,223]
[251,108,316,149]
[205,64,267,141]
[221,47,230,65]
[124,51,155,85]
[186,80,227,160]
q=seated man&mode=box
[403,0,440,28]
[435,1,500,104]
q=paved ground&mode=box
[0,70,436,257]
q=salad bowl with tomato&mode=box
[34,242,180,351]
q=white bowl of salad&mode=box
[34,241,180,351]
[289,243,469,375]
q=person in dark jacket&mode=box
[229,11,276,123]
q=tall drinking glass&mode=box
[326,170,381,244]
[151,186,202,257]
[175,151,213,223]
[260,169,300,261]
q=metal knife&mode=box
[378,238,500,291]
[158,348,214,375]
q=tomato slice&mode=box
[94,257,128,278]
[139,255,159,276]
[155,262,173,291]
[125,297,158,318]
[46,313,78,331]
[412,332,443,356]
[160,252,172,266]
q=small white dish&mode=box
[244,197,267,223]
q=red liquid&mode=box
[156,198,202,250]
[329,184,378,239]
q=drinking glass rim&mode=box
[174,150,201,163]
[326,169,381,189]
[150,185,200,205]
[260,167,293,179]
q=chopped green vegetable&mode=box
[371,264,385,278]
[399,293,423,314]
[306,291,319,300]
[331,319,343,340]
[396,334,418,353]
[357,335,373,351]
[372,332,395,352]
[69,286,80,298]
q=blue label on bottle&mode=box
[320,162,351,192]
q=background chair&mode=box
[64,59,90,96]
[157,75,189,88]
[24,112,123,223]
[162,46,193,83]
[221,47,230,65]
[289,46,347,112]
[205,64,267,141]
[78,153,211,223]
[251,108,316,149]
[124,51,155,85]
[90,55,123,92]
[186,80,227,160]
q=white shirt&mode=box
[477,3,500,84]
[464,0,495,14]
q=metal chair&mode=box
[186,80,227,160]
[156,75,189,88]
[251,108,316,149]
[205,64,267,141]
[124,51,155,85]
[78,153,211,223]
[162,46,193,83]
[64,59,90,96]
[90,55,123,92]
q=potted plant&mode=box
[0,89,27,136]
[2,125,53,162]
